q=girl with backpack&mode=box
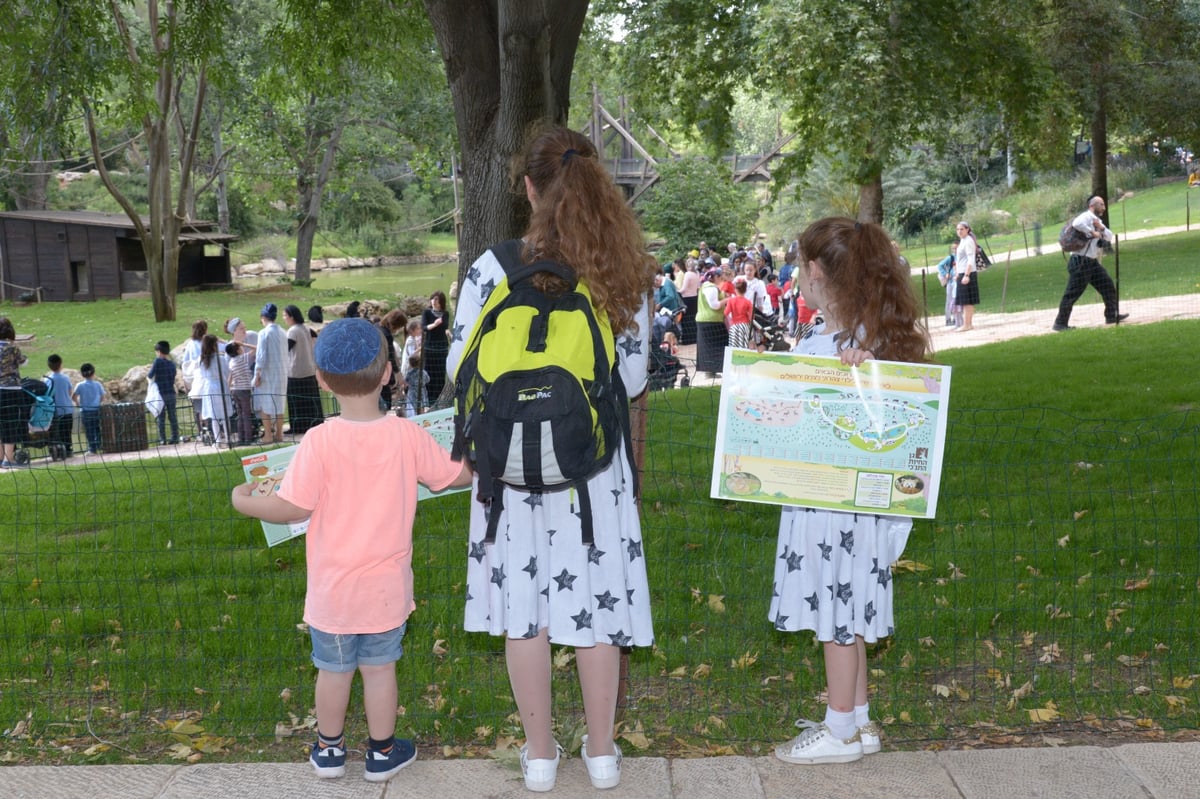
[771,218,930,765]
[447,126,657,792]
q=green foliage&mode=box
[199,184,260,238]
[638,158,758,260]
[326,174,404,231]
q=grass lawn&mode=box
[1,315,1197,763]
[904,179,1200,269]
[911,230,1200,315]
[6,261,458,378]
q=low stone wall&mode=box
[234,253,454,277]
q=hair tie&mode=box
[854,221,862,231]
[561,148,578,165]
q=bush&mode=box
[327,175,404,231]
[199,185,260,238]
[638,158,758,260]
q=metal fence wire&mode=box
[1,390,1198,760]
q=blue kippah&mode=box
[261,302,278,320]
[314,318,382,375]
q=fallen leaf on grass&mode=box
[1027,701,1060,723]
[1057,535,1070,548]
[892,559,930,573]
[618,722,652,750]
[1105,608,1126,630]
[1124,571,1154,591]
[692,663,712,679]
[730,651,758,670]
[1172,676,1195,690]
[432,639,448,656]
[1007,681,1033,710]
[1073,509,1089,520]
[1045,605,1071,619]
[707,594,726,613]
[552,649,575,670]
[166,742,194,760]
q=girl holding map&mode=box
[770,217,930,765]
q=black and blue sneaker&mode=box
[364,738,417,782]
[309,739,346,778]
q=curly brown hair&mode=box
[512,125,658,334]
[797,218,930,363]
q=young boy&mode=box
[225,341,255,445]
[71,363,106,454]
[46,355,74,457]
[231,318,471,783]
[147,341,180,445]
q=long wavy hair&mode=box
[514,125,658,334]
[200,334,221,369]
[797,217,930,363]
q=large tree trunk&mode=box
[211,101,231,233]
[423,1,588,280]
[292,120,344,285]
[856,166,884,225]
[89,0,207,322]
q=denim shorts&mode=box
[309,624,406,672]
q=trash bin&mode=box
[101,403,149,453]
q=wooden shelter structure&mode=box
[585,89,794,204]
[0,210,236,302]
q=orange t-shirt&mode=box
[277,415,463,634]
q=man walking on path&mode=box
[1053,196,1128,331]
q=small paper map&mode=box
[241,407,467,547]
[711,349,951,518]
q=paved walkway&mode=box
[3,741,1199,798]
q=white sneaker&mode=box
[580,734,622,789]
[775,720,863,765]
[519,743,562,792]
[858,721,881,754]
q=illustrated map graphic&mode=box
[711,349,951,518]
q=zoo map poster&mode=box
[711,349,951,518]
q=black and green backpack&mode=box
[451,239,635,545]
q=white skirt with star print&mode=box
[768,507,911,644]
[463,447,655,648]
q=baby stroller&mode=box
[648,346,687,391]
[752,311,792,352]
[13,377,66,464]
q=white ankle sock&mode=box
[824,706,857,740]
[854,702,871,727]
